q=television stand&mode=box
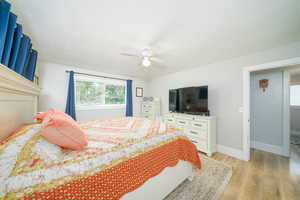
[164,112,216,156]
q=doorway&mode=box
[243,57,300,161]
[250,69,289,157]
[290,71,300,160]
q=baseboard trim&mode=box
[251,141,284,156]
[217,145,244,160]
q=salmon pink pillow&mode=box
[33,109,73,121]
[40,110,88,150]
[33,112,48,122]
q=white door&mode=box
[250,71,284,155]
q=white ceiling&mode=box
[9,0,300,79]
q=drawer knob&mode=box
[195,124,202,127]
[191,140,198,144]
[190,131,198,134]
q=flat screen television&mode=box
[169,86,208,114]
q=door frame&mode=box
[243,57,300,161]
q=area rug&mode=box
[164,155,232,200]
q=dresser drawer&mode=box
[188,135,207,152]
[165,117,175,124]
[185,128,207,140]
[195,140,208,152]
[176,119,189,127]
[191,121,208,130]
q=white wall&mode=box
[149,42,300,150]
[38,62,148,121]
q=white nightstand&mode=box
[141,99,161,120]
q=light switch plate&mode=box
[239,106,244,113]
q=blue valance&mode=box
[8,24,22,70]
[1,12,16,66]
[1,0,38,82]
[0,0,11,60]
[14,34,31,74]
[24,49,38,81]
[22,43,32,76]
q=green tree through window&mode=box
[75,79,126,106]
[105,84,126,104]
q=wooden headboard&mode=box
[0,64,40,141]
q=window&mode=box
[75,75,126,109]
[290,85,300,106]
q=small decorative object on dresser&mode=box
[164,113,216,156]
[141,97,161,120]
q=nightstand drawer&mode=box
[142,104,153,109]
[142,109,152,114]
[191,121,208,130]
[147,105,153,110]
[185,128,207,139]
[143,114,151,119]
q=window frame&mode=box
[74,75,127,110]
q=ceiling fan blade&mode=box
[142,67,150,72]
[151,61,168,69]
[120,53,139,57]
[148,20,180,50]
[150,57,163,63]
[136,65,150,73]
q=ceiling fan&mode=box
[120,48,165,70]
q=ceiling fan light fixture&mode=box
[142,57,151,67]
[141,48,152,57]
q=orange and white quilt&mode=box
[0,117,201,200]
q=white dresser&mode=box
[141,99,161,120]
[164,113,216,156]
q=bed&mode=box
[0,64,201,200]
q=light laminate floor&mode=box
[210,145,300,200]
